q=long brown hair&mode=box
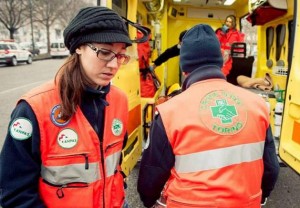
[55,54,92,120]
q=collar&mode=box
[83,84,111,106]
[182,65,226,91]
[85,84,110,95]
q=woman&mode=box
[216,15,245,76]
[0,6,132,208]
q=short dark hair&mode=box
[179,30,188,42]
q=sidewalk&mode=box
[32,53,52,61]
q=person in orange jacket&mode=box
[0,6,133,208]
[216,15,245,76]
[138,24,279,208]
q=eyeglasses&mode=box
[87,43,130,65]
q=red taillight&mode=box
[4,49,10,54]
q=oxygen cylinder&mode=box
[274,90,285,138]
[274,101,283,138]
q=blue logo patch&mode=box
[50,104,70,127]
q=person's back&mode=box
[157,80,268,207]
[138,24,279,208]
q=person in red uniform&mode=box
[0,6,133,208]
[216,15,245,76]
[137,24,279,208]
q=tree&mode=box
[31,0,93,53]
[31,0,67,53]
[57,0,93,29]
[0,0,27,40]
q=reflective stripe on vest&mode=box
[106,151,121,177]
[41,151,121,184]
[41,162,100,184]
[175,141,264,173]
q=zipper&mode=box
[93,97,106,207]
[83,154,89,169]
[105,140,122,152]
[43,179,88,199]
[93,100,99,134]
[48,153,89,170]
[94,98,106,207]
[100,139,106,207]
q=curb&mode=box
[32,53,52,61]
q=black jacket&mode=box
[153,44,180,66]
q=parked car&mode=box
[19,42,40,56]
[36,42,47,54]
[50,41,69,58]
[0,40,33,66]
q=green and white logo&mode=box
[57,128,78,149]
[200,90,247,135]
[112,118,123,136]
[10,118,33,140]
[211,99,237,124]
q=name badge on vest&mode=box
[57,128,78,149]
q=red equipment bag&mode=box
[140,70,157,98]
[137,30,160,97]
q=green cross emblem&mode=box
[211,99,237,124]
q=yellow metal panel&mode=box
[121,128,142,176]
[279,0,300,174]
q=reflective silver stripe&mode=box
[106,151,121,177]
[41,162,100,185]
[175,141,265,173]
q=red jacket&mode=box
[157,79,269,207]
[22,81,128,208]
[216,29,244,76]
[137,30,151,69]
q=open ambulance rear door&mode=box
[278,0,300,174]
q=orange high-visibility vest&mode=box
[157,79,269,208]
[21,81,128,208]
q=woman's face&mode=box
[76,42,128,88]
[225,17,234,29]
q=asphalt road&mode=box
[0,59,299,208]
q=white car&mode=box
[50,41,70,58]
[0,41,33,66]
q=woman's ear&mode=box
[75,47,82,55]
